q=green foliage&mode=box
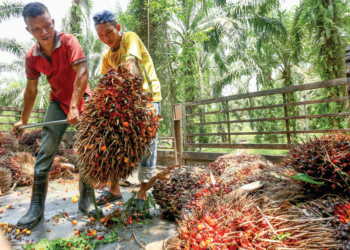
[123,191,156,218]
[0,0,24,24]
[22,228,120,250]
[0,38,27,58]
[282,173,324,185]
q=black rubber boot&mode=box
[78,177,103,218]
[17,173,49,229]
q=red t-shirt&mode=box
[25,31,92,115]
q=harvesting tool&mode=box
[14,120,68,137]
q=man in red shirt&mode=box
[12,2,102,230]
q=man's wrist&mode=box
[20,119,28,125]
[69,105,79,110]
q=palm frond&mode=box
[0,38,27,59]
[0,59,25,74]
[0,86,25,106]
[212,62,255,97]
[0,0,24,24]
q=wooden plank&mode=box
[174,104,182,120]
[187,112,350,126]
[0,114,45,118]
[174,119,183,165]
[157,150,175,158]
[188,128,350,136]
[186,143,294,150]
[282,93,291,144]
[225,101,231,143]
[183,78,346,107]
[185,97,349,117]
[158,137,175,140]
[157,147,175,149]
[182,104,188,146]
[183,151,285,163]
[346,55,350,62]
[263,155,285,163]
[183,151,226,161]
[157,158,175,166]
[0,106,47,113]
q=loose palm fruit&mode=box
[71,196,78,203]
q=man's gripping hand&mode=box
[12,121,27,139]
[67,107,80,126]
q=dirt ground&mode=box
[0,168,177,250]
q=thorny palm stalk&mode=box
[174,191,339,249]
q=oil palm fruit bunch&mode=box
[174,192,339,250]
[0,167,12,195]
[209,152,263,176]
[19,129,42,146]
[220,160,297,193]
[152,166,222,219]
[0,131,16,151]
[0,148,13,157]
[56,142,66,156]
[62,135,74,149]
[0,155,22,183]
[303,196,350,249]
[49,155,72,179]
[281,133,350,196]
[63,149,79,166]
[75,66,159,186]
[30,139,41,155]
[30,139,66,156]
[12,152,36,186]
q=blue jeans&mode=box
[34,101,69,175]
[138,102,161,183]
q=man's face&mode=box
[25,11,55,47]
[95,22,119,48]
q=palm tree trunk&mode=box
[316,0,344,129]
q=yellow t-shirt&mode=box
[100,31,162,102]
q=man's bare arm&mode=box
[67,61,88,126]
[12,78,39,138]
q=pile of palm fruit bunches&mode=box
[0,129,77,195]
[75,62,159,186]
[152,133,350,250]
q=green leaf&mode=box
[145,220,150,225]
[273,232,292,240]
[136,222,144,225]
[282,173,324,185]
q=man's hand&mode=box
[12,120,27,139]
[67,107,80,126]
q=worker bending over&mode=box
[93,10,162,208]
[12,2,103,230]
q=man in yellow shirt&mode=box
[93,10,162,208]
